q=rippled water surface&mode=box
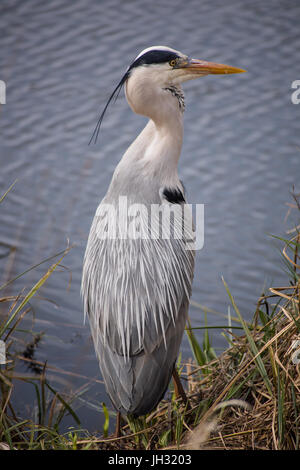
[0,0,300,432]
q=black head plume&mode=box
[88,70,130,145]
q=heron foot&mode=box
[172,367,190,409]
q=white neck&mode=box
[119,70,184,186]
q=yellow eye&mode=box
[169,59,177,67]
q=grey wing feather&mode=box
[97,298,189,416]
[81,189,195,415]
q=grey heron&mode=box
[82,46,244,434]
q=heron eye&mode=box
[169,59,177,67]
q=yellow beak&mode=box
[183,58,246,75]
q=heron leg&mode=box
[172,367,188,405]
[114,411,122,438]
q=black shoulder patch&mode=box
[163,187,185,204]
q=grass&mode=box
[0,186,300,450]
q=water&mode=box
[0,0,300,433]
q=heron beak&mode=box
[183,58,246,75]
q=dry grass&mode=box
[183,284,300,449]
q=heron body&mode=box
[81,46,244,417]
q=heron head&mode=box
[125,46,245,120]
[89,46,245,143]
[126,45,245,86]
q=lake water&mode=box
[0,0,300,433]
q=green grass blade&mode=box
[45,381,81,426]
[0,246,71,338]
[277,372,285,449]
[0,180,18,204]
[102,402,109,437]
[222,277,273,396]
[0,248,71,291]
[185,318,206,366]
